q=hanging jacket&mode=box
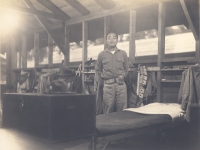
[179,64,200,122]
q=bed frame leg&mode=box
[101,142,109,150]
[90,136,97,150]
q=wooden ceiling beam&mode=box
[23,0,53,26]
[24,0,66,55]
[64,0,90,15]
[16,0,176,34]
[180,0,199,40]
[0,4,67,20]
[94,0,116,10]
[36,0,71,20]
[65,0,176,25]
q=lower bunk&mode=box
[90,103,188,150]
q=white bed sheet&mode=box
[126,103,186,121]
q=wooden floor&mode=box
[0,126,199,150]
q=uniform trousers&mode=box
[103,82,127,113]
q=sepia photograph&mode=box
[0,0,200,150]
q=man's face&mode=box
[107,33,118,47]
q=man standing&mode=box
[95,31,129,113]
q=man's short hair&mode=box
[106,30,118,39]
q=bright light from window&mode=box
[0,12,19,34]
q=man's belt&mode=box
[104,78,119,84]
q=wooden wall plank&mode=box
[157,3,166,103]
[104,16,111,49]
[34,33,40,67]
[22,35,27,68]
[129,9,136,67]
[82,22,88,91]
[48,34,53,67]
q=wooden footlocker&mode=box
[2,93,96,143]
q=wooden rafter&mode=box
[94,0,116,10]
[64,0,174,26]
[0,4,68,20]
[64,0,90,15]
[23,0,53,26]
[24,0,66,55]
[36,0,71,20]
[180,0,199,40]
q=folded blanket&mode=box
[126,103,186,121]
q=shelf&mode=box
[133,59,157,65]
[161,57,195,63]
[160,69,186,71]
[84,65,95,68]
[83,72,95,74]
[12,68,40,72]
[161,80,181,83]
[84,81,94,83]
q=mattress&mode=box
[96,103,185,136]
[96,111,171,136]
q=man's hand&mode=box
[118,75,124,85]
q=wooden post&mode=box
[104,16,111,49]
[48,33,53,67]
[129,9,136,67]
[6,39,12,92]
[34,33,39,67]
[157,3,166,103]
[64,24,70,66]
[22,35,27,68]
[11,39,17,69]
[196,41,200,62]
[82,21,88,92]
[17,40,22,69]
[11,38,18,92]
[197,0,200,63]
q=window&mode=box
[135,29,158,56]
[165,25,195,54]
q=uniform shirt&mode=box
[95,48,129,79]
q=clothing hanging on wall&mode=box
[126,65,157,108]
[178,64,200,122]
[69,64,82,93]
[37,71,58,93]
[17,70,35,93]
